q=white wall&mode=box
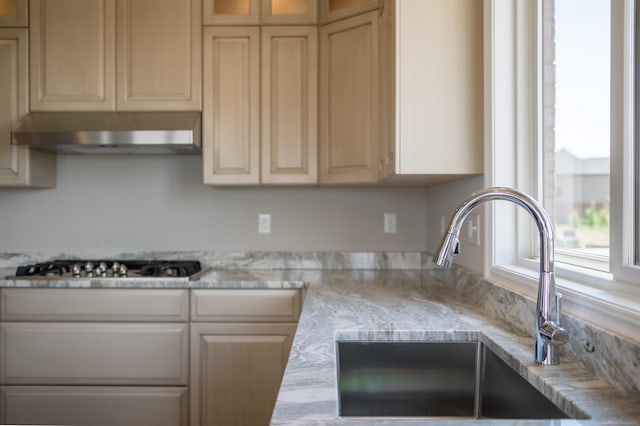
[0,155,429,252]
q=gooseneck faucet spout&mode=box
[435,187,568,365]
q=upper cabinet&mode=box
[30,0,201,112]
[116,0,201,110]
[319,0,378,24]
[319,11,379,184]
[0,28,56,187]
[30,0,116,111]
[203,0,317,25]
[0,0,27,27]
[380,0,484,183]
[202,25,317,185]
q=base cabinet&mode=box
[0,288,302,426]
[190,323,297,426]
[1,386,188,426]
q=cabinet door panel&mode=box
[261,26,317,184]
[320,12,379,183]
[0,28,55,187]
[203,27,260,184]
[30,0,116,111]
[191,289,301,322]
[0,323,188,385]
[1,386,188,426]
[117,0,200,110]
[190,323,297,426]
[1,289,189,322]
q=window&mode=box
[489,0,639,340]
[542,0,611,272]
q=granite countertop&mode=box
[269,270,640,425]
[1,266,639,424]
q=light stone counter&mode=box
[270,270,640,425]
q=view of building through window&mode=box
[543,0,611,270]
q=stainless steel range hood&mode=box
[11,111,202,154]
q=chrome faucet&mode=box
[435,187,568,365]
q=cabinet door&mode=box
[117,0,201,110]
[319,11,379,184]
[394,0,483,176]
[203,0,260,25]
[202,27,260,185]
[0,0,27,27]
[1,386,188,426]
[319,0,378,24]
[261,26,318,184]
[190,323,297,426]
[261,0,318,24]
[30,0,116,111]
[0,28,55,187]
[0,323,189,385]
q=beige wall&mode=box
[0,155,429,252]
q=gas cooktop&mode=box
[6,259,205,281]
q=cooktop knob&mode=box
[72,264,81,277]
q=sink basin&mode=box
[337,341,587,420]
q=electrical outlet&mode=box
[258,214,271,234]
[384,212,397,234]
[466,214,480,246]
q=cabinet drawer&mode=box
[1,289,189,322]
[0,323,188,385]
[191,289,301,322]
[1,386,188,426]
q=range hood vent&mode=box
[11,111,202,154]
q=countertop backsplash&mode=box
[1,250,639,400]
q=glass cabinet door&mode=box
[319,0,378,24]
[0,0,27,27]
[203,0,260,25]
[262,0,317,24]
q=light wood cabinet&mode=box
[379,0,484,183]
[116,0,201,110]
[319,11,379,184]
[261,26,317,184]
[203,26,317,185]
[203,0,317,25]
[30,0,200,112]
[0,28,55,187]
[0,0,27,27]
[1,386,188,426]
[202,26,260,184]
[190,289,300,426]
[29,0,116,111]
[319,0,378,24]
[0,289,190,426]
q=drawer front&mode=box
[1,288,189,322]
[0,323,188,385]
[1,385,188,426]
[191,289,301,322]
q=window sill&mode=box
[489,263,640,345]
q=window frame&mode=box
[485,0,640,343]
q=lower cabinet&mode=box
[189,289,301,426]
[1,386,188,426]
[0,288,302,426]
[190,323,297,426]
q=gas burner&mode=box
[8,260,204,281]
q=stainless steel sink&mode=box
[336,341,589,420]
